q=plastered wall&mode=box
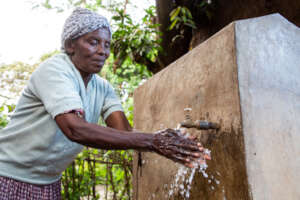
[133,14,300,200]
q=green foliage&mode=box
[0,104,15,129]
[61,148,131,200]
[32,0,104,12]
[111,5,162,70]
[39,2,155,199]
[0,50,59,100]
[64,11,154,196]
[61,148,133,200]
[168,6,196,42]
[0,50,143,200]
[168,0,216,43]
[169,6,196,30]
[193,0,215,20]
[2,1,159,199]
[0,62,35,101]
[102,55,152,126]
[0,106,9,128]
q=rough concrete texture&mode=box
[236,14,300,200]
[133,22,250,200]
[133,14,300,200]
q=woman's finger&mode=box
[173,143,203,152]
[168,154,190,164]
[166,146,201,158]
[184,162,196,168]
[204,154,211,160]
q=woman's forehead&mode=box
[81,28,111,41]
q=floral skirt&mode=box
[0,176,61,200]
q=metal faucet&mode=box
[180,108,220,130]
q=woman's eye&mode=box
[89,40,98,46]
[105,42,110,48]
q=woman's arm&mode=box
[55,112,152,151]
[55,112,206,167]
[104,111,132,131]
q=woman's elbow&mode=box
[55,113,88,143]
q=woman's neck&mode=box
[80,72,92,88]
[69,55,92,88]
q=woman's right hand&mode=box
[150,128,211,168]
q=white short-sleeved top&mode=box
[0,53,123,184]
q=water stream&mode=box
[168,148,211,199]
[167,122,216,199]
[159,108,220,199]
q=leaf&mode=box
[112,15,122,21]
[7,105,15,112]
[185,23,197,29]
[170,6,181,21]
[169,18,179,30]
[171,34,184,43]
[185,7,193,19]
[182,15,187,23]
[181,6,186,15]
[199,1,207,7]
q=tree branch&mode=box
[123,0,129,15]
[0,94,12,99]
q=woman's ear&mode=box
[64,39,75,55]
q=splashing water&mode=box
[168,158,210,199]
[156,107,217,199]
[166,120,213,199]
[168,147,211,199]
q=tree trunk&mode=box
[190,0,300,48]
[154,0,191,72]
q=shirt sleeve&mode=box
[28,60,83,119]
[101,82,124,120]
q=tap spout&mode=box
[180,108,220,130]
[194,120,220,130]
[180,120,219,130]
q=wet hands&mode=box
[151,128,211,168]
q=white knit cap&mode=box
[61,7,111,50]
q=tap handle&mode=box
[183,108,192,120]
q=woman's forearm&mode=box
[55,113,209,168]
[68,119,154,151]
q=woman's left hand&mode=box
[150,128,211,168]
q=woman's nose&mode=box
[96,45,105,55]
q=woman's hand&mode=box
[151,128,211,168]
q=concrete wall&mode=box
[133,14,300,200]
[236,14,300,200]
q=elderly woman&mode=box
[0,8,208,199]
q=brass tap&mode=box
[180,108,220,130]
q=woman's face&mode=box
[67,28,111,78]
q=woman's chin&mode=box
[90,64,104,73]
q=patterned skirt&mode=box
[0,176,61,200]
